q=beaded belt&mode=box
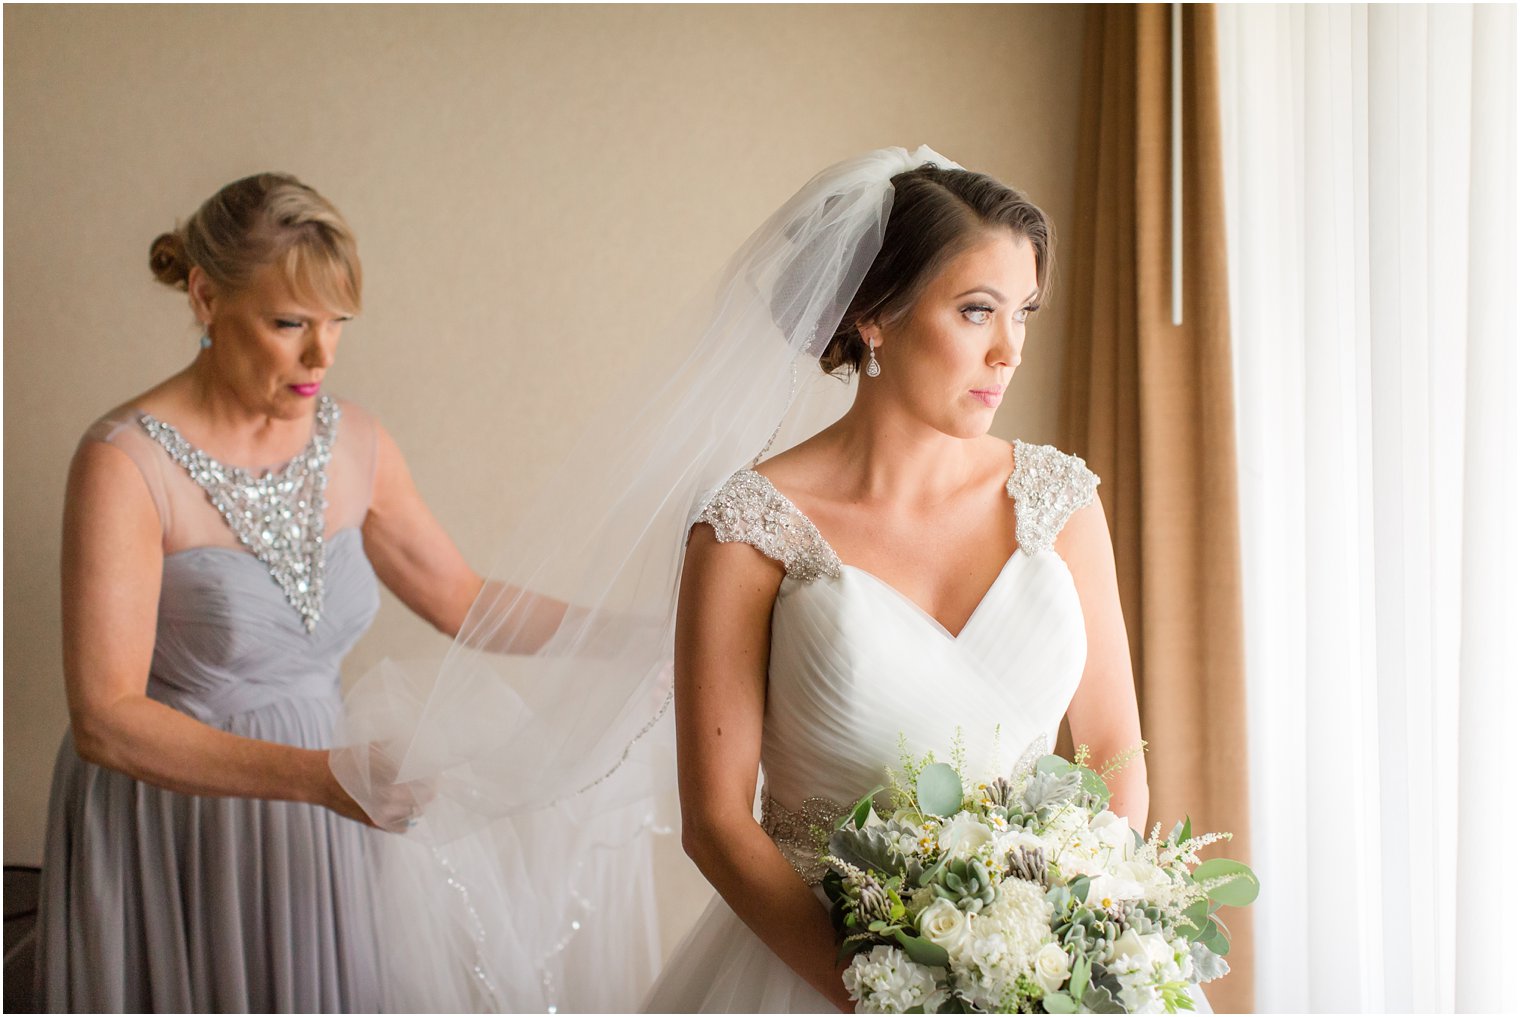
[759,787,848,886]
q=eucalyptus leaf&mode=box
[1179,898,1209,939]
[916,763,963,817]
[893,929,950,969]
[1036,755,1073,777]
[1197,919,1230,957]
[1194,859,1260,907]
[1077,766,1110,805]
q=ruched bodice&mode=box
[644,439,1103,1013]
[149,528,379,726]
[761,546,1088,815]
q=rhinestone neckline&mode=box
[138,396,340,633]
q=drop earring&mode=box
[864,341,881,378]
[199,333,213,349]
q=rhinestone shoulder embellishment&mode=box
[760,787,848,886]
[139,396,339,633]
[1005,440,1100,555]
[691,470,842,583]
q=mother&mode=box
[36,173,489,1011]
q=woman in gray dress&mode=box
[35,172,516,1012]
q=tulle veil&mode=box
[330,146,962,1011]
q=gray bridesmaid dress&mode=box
[35,395,389,1012]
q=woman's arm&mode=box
[676,525,853,1012]
[361,422,571,651]
[1055,494,1150,830]
[60,441,411,829]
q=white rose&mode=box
[937,812,994,860]
[916,898,974,965]
[1032,942,1072,993]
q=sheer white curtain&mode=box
[1215,4,1516,1012]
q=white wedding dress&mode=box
[644,439,1100,1013]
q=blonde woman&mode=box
[35,173,488,1011]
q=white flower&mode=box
[1116,979,1166,1014]
[937,812,994,860]
[1087,810,1136,861]
[960,931,1026,1009]
[1109,859,1178,908]
[981,878,1055,955]
[1032,942,1071,993]
[1083,872,1148,910]
[842,945,944,1014]
[992,825,1047,860]
[1105,929,1175,974]
[1044,808,1133,879]
[916,898,974,966]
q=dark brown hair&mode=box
[149,172,362,314]
[821,165,1052,376]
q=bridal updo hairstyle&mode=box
[820,164,1052,377]
[149,172,363,315]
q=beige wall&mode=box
[4,2,1087,953]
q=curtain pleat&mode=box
[1064,5,1255,1012]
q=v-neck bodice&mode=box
[690,439,1100,882]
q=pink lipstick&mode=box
[970,385,1004,408]
[289,383,321,398]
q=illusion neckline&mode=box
[133,396,335,478]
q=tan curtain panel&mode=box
[1062,4,1255,1011]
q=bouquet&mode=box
[823,739,1257,1014]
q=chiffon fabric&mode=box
[35,398,392,1012]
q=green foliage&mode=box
[1193,859,1260,908]
[918,762,965,817]
[1068,952,1092,1001]
[1080,983,1126,1014]
[893,928,951,968]
[928,858,998,912]
[1195,918,1230,957]
[850,786,885,829]
[1042,992,1077,1013]
[1159,980,1197,1013]
[1178,898,1210,940]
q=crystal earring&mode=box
[865,341,881,378]
[199,333,213,349]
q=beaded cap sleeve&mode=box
[1006,439,1101,555]
[690,470,842,582]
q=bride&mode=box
[333,147,1149,1013]
[643,156,1142,1012]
